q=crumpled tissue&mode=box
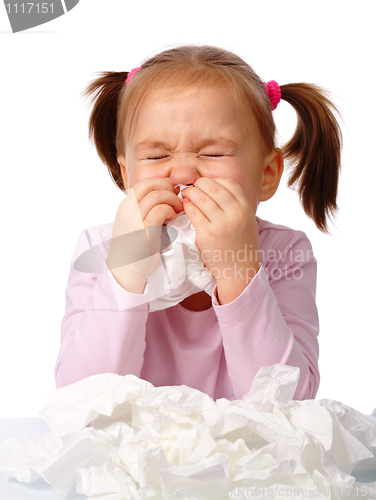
[144,184,216,311]
[0,364,375,499]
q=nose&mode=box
[167,157,201,186]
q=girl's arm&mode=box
[54,226,149,389]
[213,224,319,401]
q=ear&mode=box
[117,155,129,190]
[259,149,284,202]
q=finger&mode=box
[138,190,183,220]
[201,177,247,205]
[181,181,227,222]
[117,179,180,234]
[144,203,177,227]
[181,196,211,227]
[131,177,176,203]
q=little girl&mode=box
[55,45,342,401]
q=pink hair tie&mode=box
[264,80,281,111]
[126,66,142,85]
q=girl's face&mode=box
[118,84,282,214]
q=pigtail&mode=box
[280,83,342,233]
[81,72,128,190]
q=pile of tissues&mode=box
[0,364,375,499]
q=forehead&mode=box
[136,85,236,122]
[128,83,257,142]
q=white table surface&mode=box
[0,419,86,500]
[0,418,375,499]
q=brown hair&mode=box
[82,45,342,233]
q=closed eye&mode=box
[147,154,224,159]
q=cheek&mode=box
[235,173,261,208]
[129,168,165,188]
[126,162,150,187]
[244,185,258,207]
[126,167,143,188]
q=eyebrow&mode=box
[134,137,238,153]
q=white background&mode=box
[0,0,375,417]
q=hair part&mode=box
[82,44,342,233]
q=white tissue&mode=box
[0,364,375,499]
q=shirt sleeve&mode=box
[54,228,149,389]
[212,229,319,401]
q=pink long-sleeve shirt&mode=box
[55,216,320,400]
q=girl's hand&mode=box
[181,177,260,304]
[107,178,183,293]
